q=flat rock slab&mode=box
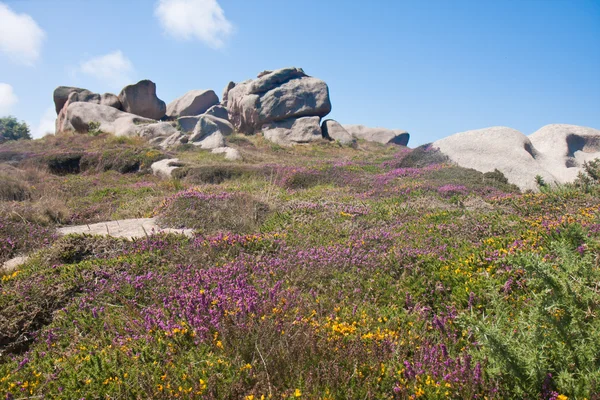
[58,218,194,239]
[1,256,29,273]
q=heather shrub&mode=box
[157,189,270,233]
[0,217,56,264]
[272,165,332,189]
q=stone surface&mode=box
[58,102,155,136]
[55,90,123,132]
[1,256,29,274]
[177,116,200,133]
[227,67,331,134]
[529,124,600,183]
[212,147,242,160]
[151,158,185,178]
[53,86,87,114]
[118,80,166,120]
[159,132,188,149]
[58,218,194,239]
[321,119,355,145]
[135,121,179,139]
[344,125,410,146]
[262,116,323,146]
[179,114,233,134]
[433,126,556,191]
[222,81,235,105]
[204,104,229,120]
[166,90,219,118]
[192,130,226,149]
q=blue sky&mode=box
[0,0,598,145]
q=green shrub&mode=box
[483,169,509,184]
[461,237,600,397]
[575,158,600,193]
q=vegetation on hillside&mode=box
[1,133,599,399]
[0,116,32,143]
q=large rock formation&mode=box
[227,67,332,142]
[344,125,410,146]
[433,126,553,191]
[433,124,600,191]
[118,80,166,120]
[321,119,355,145]
[166,90,219,118]
[529,124,600,183]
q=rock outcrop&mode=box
[179,114,233,135]
[54,87,122,114]
[227,67,331,138]
[529,124,600,183]
[321,119,355,145]
[344,125,410,146]
[212,147,242,161]
[118,80,166,120]
[433,124,600,191]
[166,90,219,118]
[262,117,323,146]
[204,104,229,120]
[52,69,420,151]
[57,102,181,140]
[151,158,185,178]
[433,126,552,191]
[222,81,235,106]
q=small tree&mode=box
[0,116,32,142]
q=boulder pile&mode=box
[53,67,411,154]
[433,124,600,191]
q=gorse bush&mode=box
[462,233,600,398]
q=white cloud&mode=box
[79,50,135,89]
[0,2,45,66]
[155,0,234,49]
[0,83,18,116]
[32,106,56,138]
